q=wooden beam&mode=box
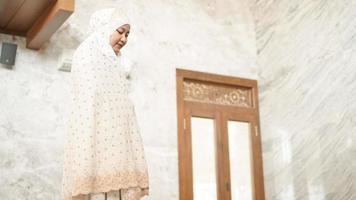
[0,0,26,28]
[26,0,74,50]
[0,29,26,37]
[6,0,57,32]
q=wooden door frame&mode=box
[176,68,265,200]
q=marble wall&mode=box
[4,0,354,199]
[0,0,257,199]
[255,0,356,199]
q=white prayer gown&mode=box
[61,15,149,200]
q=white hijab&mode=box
[88,7,132,71]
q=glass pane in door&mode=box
[228,121,253,200]
[191,117,217,200]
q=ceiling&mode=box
[0,0,74,50]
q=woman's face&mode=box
[109,24,130,55]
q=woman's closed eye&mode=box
[116,29,124,34]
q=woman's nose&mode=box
[120,36,127,43]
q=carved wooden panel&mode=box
[183,79,253,108]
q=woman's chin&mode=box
[115,47,122,53]
[113,48,120,54]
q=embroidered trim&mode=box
[64,170,149,200]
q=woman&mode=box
[62,8,149,200]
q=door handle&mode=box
[226,182,230,192]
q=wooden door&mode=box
[176,69,265,200]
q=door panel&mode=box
[227,120,254,200]
[191,117,218,200]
